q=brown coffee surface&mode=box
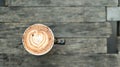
[22,24,54,55]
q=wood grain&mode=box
[0,54,118,67]
[6,0,118,6]
[0,22,111,54]
[0,38,107,55]
[0,0,118,67]
[0,22,111,38]
[0,7,105,22]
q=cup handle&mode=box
[54,38,65,45]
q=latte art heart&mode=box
[28,30,48,48]
[32,34,43,45]
[22,24,54,55]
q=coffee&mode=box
[22,24,54,55]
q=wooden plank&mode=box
[0,22,111,54]
[117,37,120,53]
[0,23,109,54]
[107,22,118,53]
[84,7,105,22]
[107,7,120,21]
[0,38,107,55]
[0,22,111,38]
[6,0,118,6]
[0,54,118,67]
[0,7,105,22]
[0,22,111,55]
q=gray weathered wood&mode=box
[0,22,111,38]
[0,38,107,55]
[6,0,118,6]
[0,22,110,56]
[0,22,109,54]
[0,7,105,22]
[84,7,105,22]
[0,54,118,67]
[107,7,120,21]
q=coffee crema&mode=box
[22,24,54,55]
